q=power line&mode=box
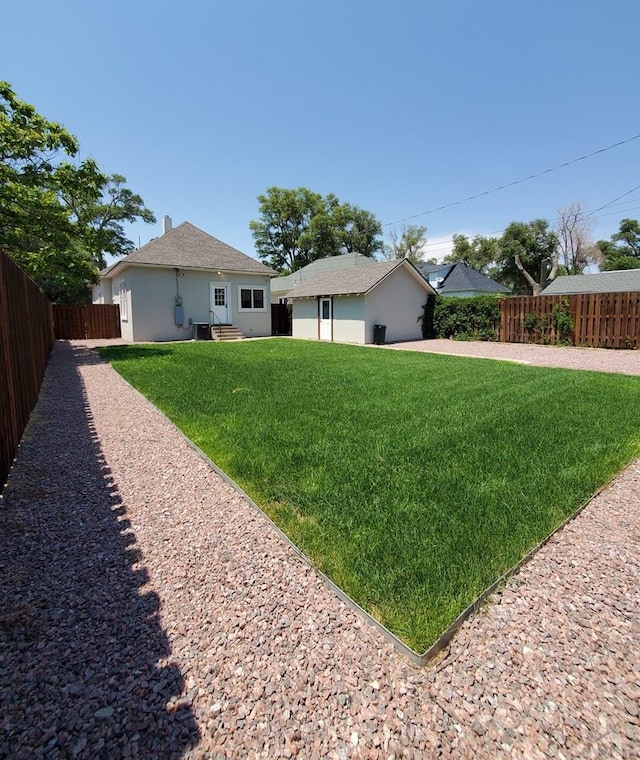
[383,132,640,227]
[415,191,640,253]
[580,184,640,220]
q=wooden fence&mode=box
[53,304,121,339]
[501,292,640,349]
[0,250,54,491]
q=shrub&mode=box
[432,296,502,341]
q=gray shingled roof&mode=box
[271,252,375,294]
[103,222,275,277]
[440,262,509,294]
[286,259,435,298]
[542,269,640,295]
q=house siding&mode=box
[363,267,427,343]
[332,296,366,343]
[291,299,319,340]
[106,267,271,342]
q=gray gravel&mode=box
[1,339,639,758]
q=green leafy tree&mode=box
[384,224,427,263]
[444,233,499,274]
[497,219,559,295]
[0,81,155,302]
[250,186,383,272]
[596,218,640,271]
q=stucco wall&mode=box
[291,298,318,340]
[364,268,429,343]
[332,296,365,343]
[108,267,271,342]
[91,278,113,305]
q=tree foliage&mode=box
[384,224,427,263]
[596,218,640,271]
[0,81,155,302]
[444,234,499,274]
[250,186,383,272]
[496,219,559,295]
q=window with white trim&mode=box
[119,279,128,321]
[238,286,266,311]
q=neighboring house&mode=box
[93,219,275,342]
[542,269,640,295]
[270,252,375,304]
[287,259,436,344]
[415,261,509,297]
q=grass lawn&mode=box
[99,339,640,652]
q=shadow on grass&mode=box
[0,342,199,757]
[83,344,176,364]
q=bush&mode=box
[431,295,502,341]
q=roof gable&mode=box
[103,222,275,277]
[287,259,436,298]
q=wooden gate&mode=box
[53,304,121,339]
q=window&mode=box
[238,286,266,311]
[119,279,128,321]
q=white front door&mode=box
[210,283,230,325]
[319,297,332,340]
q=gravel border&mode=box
[385,338,640,375]
[1,340,639,758]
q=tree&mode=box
[555,203,596,275]
[384,225,427,263]
[596,218,640,270]
[250,186,383,272]
[0,81,155,302]
[444,234,499,274]
[497,219,559,295]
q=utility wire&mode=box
[383,132,640,227]
[580,183,640,220]
[415,189,640,253]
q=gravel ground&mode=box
[386,338,640,375]
[1,339,639,759]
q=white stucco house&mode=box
[92,220,275,342]
[287,259,436,344]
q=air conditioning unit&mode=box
[194,322,212,340]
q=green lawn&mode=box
[99,340,640,652]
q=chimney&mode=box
[162,215,173,234]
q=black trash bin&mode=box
[373,324,386,345]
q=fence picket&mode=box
[500,292,639,349]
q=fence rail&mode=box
[0,250,54,490]
[500,292,640,349]
[53,304,121,339]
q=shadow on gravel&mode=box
[0,342,199,758]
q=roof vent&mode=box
[162,215,173,234]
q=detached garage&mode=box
[287,259,436,344]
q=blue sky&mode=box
[3,0,639,263]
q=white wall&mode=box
[364,267,429,343]
[91,278,113,305]
[291,298,319,340]
[108,267,271,342]
[332,296,365,343]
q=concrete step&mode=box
[211,325,245,341]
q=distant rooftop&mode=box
[543,269,640,295]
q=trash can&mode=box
[373,324,386,345]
